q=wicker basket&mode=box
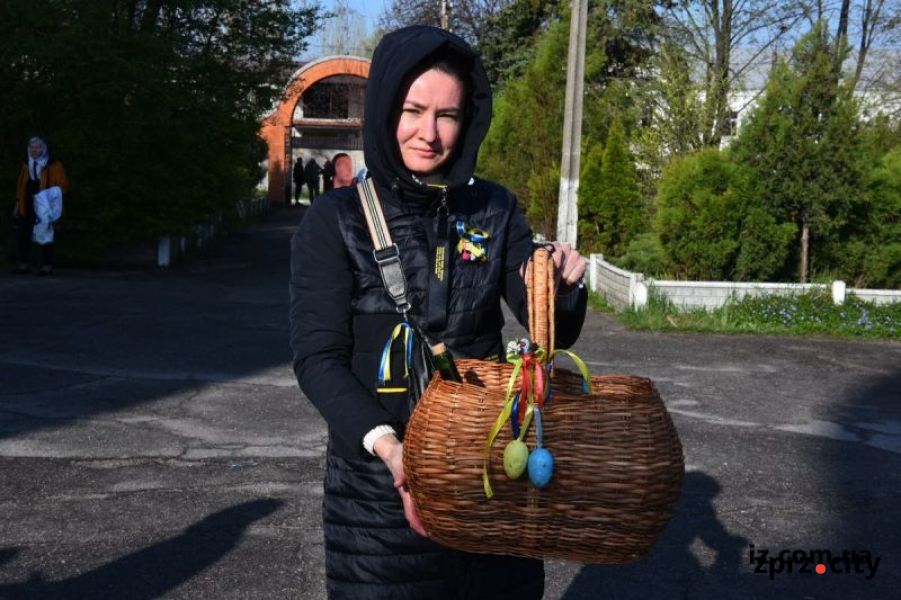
[403,248,684,564]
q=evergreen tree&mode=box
[478,14,569,238]
[729,23,866,282]
[655,148,795,281]
[478,0,659,240]
[595,117,643,256]
[635,39,704,179]
[577,141,605,253]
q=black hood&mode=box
[363,26,492,201]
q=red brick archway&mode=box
[260,56,370,204]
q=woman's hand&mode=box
[373,434,428,536]
[548,241,586,291]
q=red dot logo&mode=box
[815,563,826,575]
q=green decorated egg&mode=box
[528,448,554,488]
[503,440,529,479]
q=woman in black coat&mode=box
[290,26,588,599]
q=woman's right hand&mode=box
[373,434,427,536]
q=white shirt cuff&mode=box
[362,425,397,455]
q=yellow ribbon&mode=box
[548,349,592,392]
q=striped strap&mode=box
[356,177,411,314]
[357,177,393,250]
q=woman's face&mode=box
[29,141,44,159]
[395,68,464,176]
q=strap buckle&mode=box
[373,244,401,265]
[372,245,411,314]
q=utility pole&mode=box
[556,0,587,246]
[440,0,449,30]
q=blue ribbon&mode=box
[377,322,414,386]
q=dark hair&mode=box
[419,53,471,101]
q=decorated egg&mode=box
[528,448,554,488]
[503,440,529,479]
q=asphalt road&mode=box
[1,208,899,599]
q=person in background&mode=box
[12,136,69,275]
[290,26,587,599]
[322,157,335,192]
[304,157,322,204]
[292,157,305,205]
[331,153,354,188]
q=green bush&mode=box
[615,232,666,276]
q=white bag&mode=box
[32,186,63,245]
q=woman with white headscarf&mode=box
[12,136,69,274]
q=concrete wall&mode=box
[588,254,901,310]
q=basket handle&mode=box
[525,246,555,354]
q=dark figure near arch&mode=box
[304,157,322,203]
[292,157,305,204]
[322,158,335,192]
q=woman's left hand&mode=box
[549,241,586,290]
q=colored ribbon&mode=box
[548,349,591,394]
[377,322,414,389]
[482,341,547,498]
[482,342,591,499]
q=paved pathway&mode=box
[1,208,899,599]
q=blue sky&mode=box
[300,0,389,59]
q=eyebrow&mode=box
[403,100,461,113]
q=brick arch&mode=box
[260,56,370,204]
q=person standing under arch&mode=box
[304,157,322,203]
[292,157,305,205]
[322,157,335,192]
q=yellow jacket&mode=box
[15,160,69,217]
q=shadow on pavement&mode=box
[0,499,283,599]
[561,470,771,599]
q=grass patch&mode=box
[588,290,616,313]
[618,289,900,339]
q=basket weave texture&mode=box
[403,249,684,564]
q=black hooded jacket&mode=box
[290,26,587,461]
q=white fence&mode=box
[587,254,901,310]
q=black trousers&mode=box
[15,216,54,267]
[323,452,545,600]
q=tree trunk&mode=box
[834,0,851,77]
[852,0,878,89]
[710,0,733,145]
[800,215,810,283]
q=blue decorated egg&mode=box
[503,440,529,479]
[528,448,554,488]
